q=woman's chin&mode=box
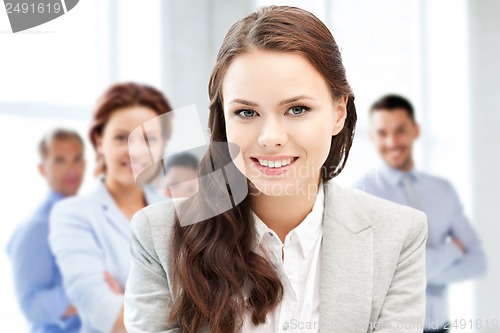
[248,179,298,197]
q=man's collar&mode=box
[47,188,65,203]
[379,163,419,186]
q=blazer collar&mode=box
[323,180,372,233]
[92,178,163,241]
[319,180,374,332]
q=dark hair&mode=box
[164,153,199,174]
[39,128,84,160]
[169,6,357,333]
[89,82,173,176]
[370,94,415,122]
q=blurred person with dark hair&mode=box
[356,94,487,332]
[6,128,85,333]
[164,152,199,198]
[49,83,172,333]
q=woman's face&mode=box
[96,106,163,187]
[222,50,347,197]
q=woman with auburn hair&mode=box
[49,82,172,333]
[124,6,427,333]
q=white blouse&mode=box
[242,182,324,333]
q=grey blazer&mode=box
[124,180,427,333]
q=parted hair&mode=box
[169,6,357,333]
[88,82,173,176]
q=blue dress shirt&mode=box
[356,164,487,330]
[6,190,81,333]
[49,179,164,333]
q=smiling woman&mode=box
[124,6,428,333]
[222,50,348,199]
[48,82,172,333]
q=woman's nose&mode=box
[257,116,288,148]
[128,136,153,163]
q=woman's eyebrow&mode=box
[278,95,316,106]
[229,99,259,106]
[112,128,130,134]
[229,95,316,107]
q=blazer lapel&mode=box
[94,180,131,241]
[94,181,165,242]
[320,181,374,333]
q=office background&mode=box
[0,0,498,331]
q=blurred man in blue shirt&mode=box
[356,95,487,333]
[7,129,85,333]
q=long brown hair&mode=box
[169,6,357,332]
[89,82,173,176]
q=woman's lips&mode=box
[123,162,148,173]
[250,157,299,176]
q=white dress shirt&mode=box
[242,182,324,333]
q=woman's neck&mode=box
[250,179,320,244]
[104,177,146,221]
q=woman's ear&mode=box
[332,95,348,136]
[38,163,46,178]
[95,135,103,155]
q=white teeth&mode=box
[257,157,295,168]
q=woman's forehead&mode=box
[222,50,330,106]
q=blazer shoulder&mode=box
[131,199,180,254]
[50,193,95,219]
[356,186,422,215]
[331,183,427,240]
[350,186,428,249]
[136,199,178,228]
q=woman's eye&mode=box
[236,110,257,118]
[115,135,127,142]
[287,105,310,116]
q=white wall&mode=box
[469,0,500,332]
